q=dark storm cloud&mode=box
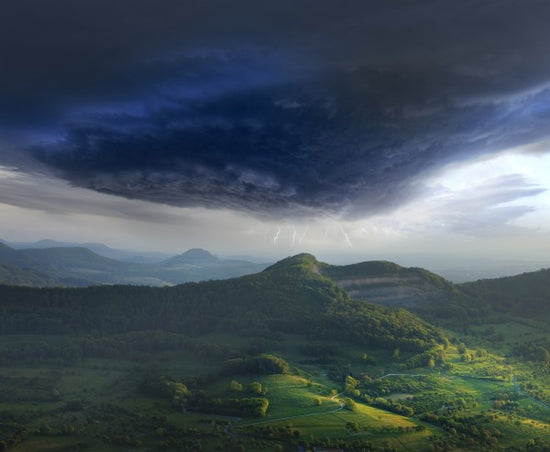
[4,0,550,218]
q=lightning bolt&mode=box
[298,225,309,244]
[273,227,281,246]
[291,226,297,248]
[340,225,353,248]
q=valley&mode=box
[0,243,269,287]
[0,253,548,451]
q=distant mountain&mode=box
[21,246,128,270]
[0,245,134,285]
[159,248,268,282]
[0,243,269,287]
[0,242,40,267]
[0,263,60,287]
[3,238,171,263]
[162,248,220,267]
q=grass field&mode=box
[0,330,548,451]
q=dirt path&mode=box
[513,375,550,410]
[377,373,423,379]
[239,403,345,428]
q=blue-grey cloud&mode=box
[31,59,550,219]
[4,0,550,219]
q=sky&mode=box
[2,0,550,268]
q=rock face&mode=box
[320,260,457,308]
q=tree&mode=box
[343,398,356,411]
[248,381,263,395]
[345,375,358,394]
[228,380,243,392]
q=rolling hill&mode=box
[0,253,549,451]
[320,260,458,308]
[2,238,172,263]
[317,258,550,327]
[0,253,447,351]
[458,268,550,318]
[0,263,60,287]
[0,243,268,286]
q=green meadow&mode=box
[0,330,548,452]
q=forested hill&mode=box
[319,259,461,308]
[0,253,447,352]
[0,263,61,287]
[0,242,268,286]
[458,268,550,318]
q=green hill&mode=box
[0,242,40,267]
[320,259,460,308]
[459,268,550,318]
[0,243,268,286]
[21,246,126,269]
[1,254,549,451]
[0,263,60,286]
[0,253,446,352]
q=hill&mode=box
[0,263,60,286]
[159,248,267,282]
[1,254,549,451]
[0,243,268,286]
[0,253,446,352]
[21,246,129,271]
[320,259,460,308]
[0,242,40,267]
[317,258,533,329]
[162,248,220,266]
[2,238,172,263]
[458,268,550,318]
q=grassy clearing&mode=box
[1,328,549,451]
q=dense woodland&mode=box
[459,268,550,317]
[0,254,447,353]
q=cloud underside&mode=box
[34,64,550,219]
[2,1,550,219]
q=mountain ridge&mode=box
[458,267,550,318]
[319,258,459,309]
[1,238,172,263]
[0,243,268,286]
[0,253,448,352]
